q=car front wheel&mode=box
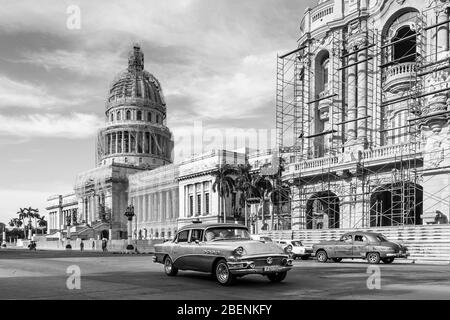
[267,271,287,283]
[164,256,178,276]
[367,252,381,264]
[382,257,395,264]
[215,259,236,286]
[316,250,328,263]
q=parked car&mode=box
[312,231,409,264]
[250,234,273,243]
[153,223,293,285]
[274,239,313,260]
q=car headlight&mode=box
[234,246,246,256]
[285,245,293,254]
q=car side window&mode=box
[354,235,367,242]
[340,234,353,242]
[176,230,189,243]
[190,229,203,242]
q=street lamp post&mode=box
[1,224,6,248]
[124,205,135,251]
[66,212,72,250]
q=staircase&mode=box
[263,225,450,263]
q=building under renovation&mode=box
[277,0,450,231]
[46,0,450,245]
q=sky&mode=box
[0,0,315,225]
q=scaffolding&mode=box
[275,4,450,231]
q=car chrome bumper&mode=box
[385,252,409,258]
[227,259,293,275]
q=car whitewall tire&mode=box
[215,259,236,286]
[316,250,328,263]
[164,256,178,276]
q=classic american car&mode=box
[312,231,409,264]
[152,223,293,285]
[274,239,313,260]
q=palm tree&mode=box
[38,216,47,235]
[17,208,27,239]
[22,207,39,239]
[9,218,24,239]
[234,164,253,227]
[212,164,236,223]
[251,174,273,232]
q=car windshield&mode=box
[376,234,388,242]
[291,241,303,246]
[205,227,251,241]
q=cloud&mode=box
[17,49,124,77]
[0,75,78,110]
[0,113,103,139]
[0,187,72,223]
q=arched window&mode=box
[126,110,131,120]
[148,112,152,122]
[110,113,114,122]
[137,110,142,120]
[156,114,160,124]
[382,10,419,65]
[391,26,416,63]
[117,111,121,121]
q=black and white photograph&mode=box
[0,0,450,309]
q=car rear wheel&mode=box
[367,252,381,264]
[267,271,287,283]
[215,259,236,286]
[332,258,342,263]
[164,256,178,276]
[316,250,328,263]
[382,257,395,264]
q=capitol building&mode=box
[46,0,450,242]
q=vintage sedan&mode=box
[274,239,313,260]
[152,223,293,285]
[312,231,409,264]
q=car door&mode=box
[186,229,208,271]
[172,229,190,269]
[334,234,353,258]
[352,234,369,258]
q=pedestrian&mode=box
[92,240,95,251]
[102,238,108,252]
[80,240,84,252]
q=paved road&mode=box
[0,249,449,300]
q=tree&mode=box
[38,216,47,235]
[234,164,253,227]
[212,164,236,223]
[16,208,27,239]
[250,174,273,231]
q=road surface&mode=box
[0,249,449,299]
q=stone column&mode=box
[166,191,170,220]
[200,183,205,216]
[159,192,163,222]
[149,193,153,222]
[347,52,357,143]
[90,195,95,223]
[135,131,139,153]
[143,194,148,223]
[437,7,449,59]
[120,131,123,154]
[109,134,112,155]
[357,48,367,145]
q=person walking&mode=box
[102,238,108,252]
[80,240,84,252]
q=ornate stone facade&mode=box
[282,0,450,230]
